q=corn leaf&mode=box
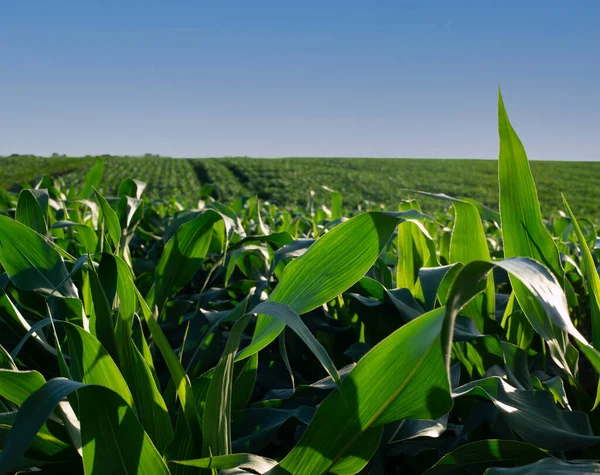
[154,209,222,311]
[0,214,77,298]
[0,378,168,475]
[16,189,48,235]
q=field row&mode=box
[2,155,599,220]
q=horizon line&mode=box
[2,154,599,163]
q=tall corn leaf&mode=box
[498,92,562,276]
[497,91,571,376]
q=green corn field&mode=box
[4,156,600,223]
[1,92,600,474]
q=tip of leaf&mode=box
[498,88,506,113]
[497,88,511,135]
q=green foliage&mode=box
[1,93,600,474]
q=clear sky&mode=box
[1,1,598,160]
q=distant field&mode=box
[1,155,599,220]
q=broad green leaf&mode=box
[329,428,384,475]
[269,212,409,314]
[225,245,269,285]
[0,214,77,298]
[498,91,562,277]
[267,307,452,474]
[0,369,46,405]
[62,322,134,408]
[0,378,168,475]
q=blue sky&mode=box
[1,1,598,160]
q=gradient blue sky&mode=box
[1,1,598,160]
